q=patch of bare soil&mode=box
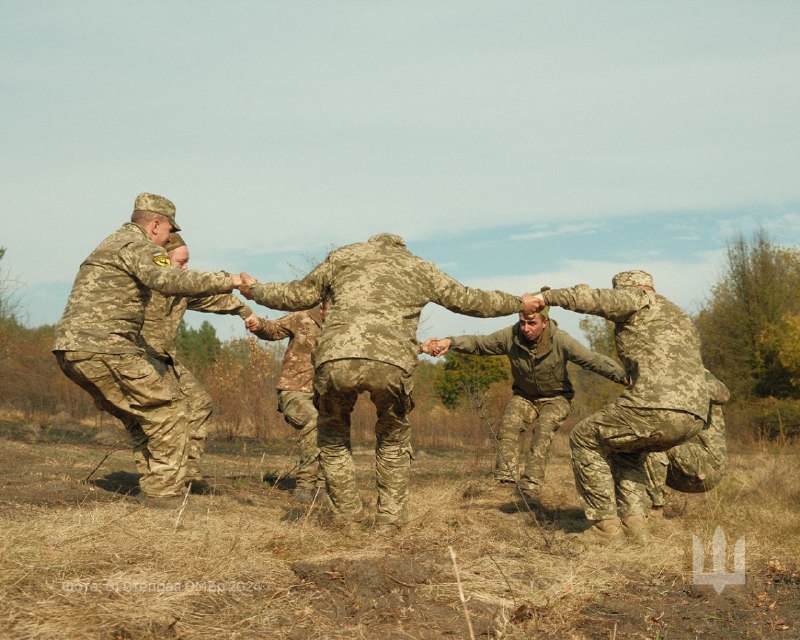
[575,568,799,639]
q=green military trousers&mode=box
[277,390,323,490]
[55,351,190,497]
[570,403,704,520]
[144,358,213,483]
[314,359,414,523]
[494,394,571,492]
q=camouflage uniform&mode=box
[141,290,253,480]
[251,307,325,492]
[450,320,626,492]
[645,372,729,507]
[542,273,709,521]
[53,221,234,498]
[247,233,524,523]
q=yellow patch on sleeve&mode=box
[153,255,171,267]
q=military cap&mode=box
[612,270,654,289]
[134,192,181,231]
[163,232,186,254]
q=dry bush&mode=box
[202,338,283,441]
[0,322,96,420]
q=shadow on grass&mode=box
[262,473,296,491]
[499,500,586,533]
[90,471,140,496]
[220,472,297,492]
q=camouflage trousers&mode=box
[570,403,704,520]
[314,359,414,523]
[494,395,571,492]
[55,350,190,498]
[277,390,323,490]
[645,405,727,507]
[155,359,212,482]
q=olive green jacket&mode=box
[450,320,626,401]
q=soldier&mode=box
[249,299,329,504]
[238,233,536,527]
[53,193,250,507]
[140,232,259,493]
[645,371,730,513]
[527,270,709,544]
[421,306,626,504]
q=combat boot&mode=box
[572,518,625,546]
[622,515,652,545]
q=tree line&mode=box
[1,229,798,444]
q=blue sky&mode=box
[2,1,799,346]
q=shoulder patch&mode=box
[153,254,171,267]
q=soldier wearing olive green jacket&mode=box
[528,270,709,545]
[423,309,626,502]
[240,233,533,526]
[53,193,249,504]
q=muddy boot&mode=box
[572,518,625,546]
[622,515,652,544]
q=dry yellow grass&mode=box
[0,427,798,639]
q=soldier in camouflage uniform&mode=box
[645,371,729,512]
[240,233,534,526]
[422,307,626,504]
[249,300,329,504]
[528,270,709,544]
[140,233,258,492]
[53,193,249,506]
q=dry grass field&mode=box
[1,414,798,640]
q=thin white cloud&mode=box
[509,224,599,241]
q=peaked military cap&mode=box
[134,192,181,231]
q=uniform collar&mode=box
[307,306,324,327]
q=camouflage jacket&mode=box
[252,307,324,392]
[247,235,523,373]
[699,371,729,465]
[142,290,253,362]
[54,223,233,354]
[542,285,709,418]
[450,320,626,401]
